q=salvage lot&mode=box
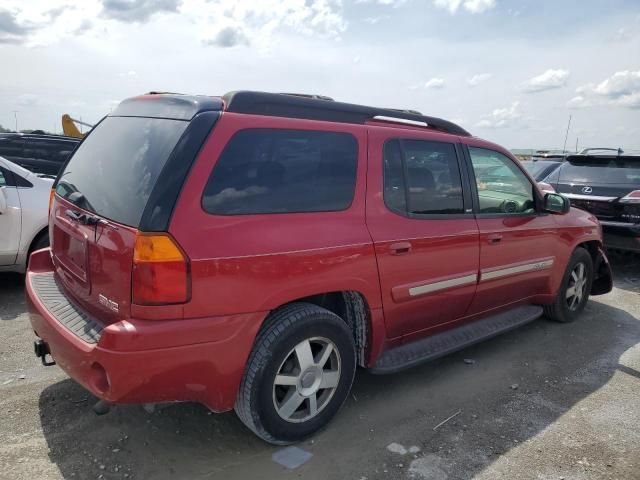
[1,254,639,480]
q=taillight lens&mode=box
[620,190,640,204]
[49,188,55,214]
[132,234,190,305]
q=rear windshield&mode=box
[560,157,640,184]
[55,116,187,227]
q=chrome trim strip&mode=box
[563,193,617,202]
[408,273,478,297]
[481,259,554,281]
[373,115,429,128]
[599,220,639,227]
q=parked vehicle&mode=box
[521,159,563,182]
[545,149,640,253]
[26,92,613,444]
[0,156,52,273]
[0,133,80,176]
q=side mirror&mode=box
[0,187,7,215]
[544,192,570,214]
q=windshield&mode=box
[522,161,556,179]
[55,116,188,227]
[559,157,640,185]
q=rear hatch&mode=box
[552,155,640,224]
[49,96,220,323]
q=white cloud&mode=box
[467,73,492,87]
[16,94,40,107]
[572,70,640,109]
[522,69,570,93]
[424,78,445,89]
[476,101,521,128]
[433,0,496,14]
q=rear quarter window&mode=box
[202,129,358,215]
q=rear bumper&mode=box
[601,222,640,253]
[26,249,266,412]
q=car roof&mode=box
[112,90,471,137]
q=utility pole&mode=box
[12,110,18,132]
[575,137,579,153]
[562,115,572,153]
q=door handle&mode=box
[487,233,503,244]
[390,241,412,255]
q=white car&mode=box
[0,156,52,273]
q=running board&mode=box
[371,305,543,374]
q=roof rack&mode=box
[579,147,623,156]
[222,91,470,136]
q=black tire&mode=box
[544,248,594,323]
[235,302,356,444]
[31,232,50,252]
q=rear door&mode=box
[366,127,479,340]
[464,143,559,314]
[51,115,191,322]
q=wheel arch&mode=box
[262,291,373,368]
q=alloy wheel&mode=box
[272,337,341,423]
[566,262,587,311]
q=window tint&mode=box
[469,147,535,214]
[56,116,188,227]
[202,129,357,215]
[559,157,640,185]
[383,139,464,215]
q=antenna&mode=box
[562,115,572,153]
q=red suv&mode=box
[27,91,613,444]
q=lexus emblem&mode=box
[582,186,593,194]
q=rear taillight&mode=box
[132,234,190,305]
[620,190,640,204]
[48,188,55,214]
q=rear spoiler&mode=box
[566,154,640,164]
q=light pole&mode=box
[12,110,18,132]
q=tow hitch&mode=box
[34,339,56,366]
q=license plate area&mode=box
[52,221,90,290]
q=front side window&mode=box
[468,147,535,214]
[0,169,7,187]
[202,129,358,215]
[383,139,464,216]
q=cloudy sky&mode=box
[1,0,639,150]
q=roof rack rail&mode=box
[222,91,470,136]
[279,93,335,101]
[579,147,623,156]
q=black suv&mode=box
[0,133,80,176]
[545,148,640,253]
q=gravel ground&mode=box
[0,252,639,480]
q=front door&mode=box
[366,128,480,339]
[464,143,560,314]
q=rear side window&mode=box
[383,139,465,216]
[24,139,75,163]
[202,129,358,215]
[56,116,188,227]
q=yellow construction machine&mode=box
[61,114,93,138]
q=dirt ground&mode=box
[1,253,639,480]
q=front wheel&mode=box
[235,303,356,444]
[544,248,594,323]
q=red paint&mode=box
[27,110,610,413]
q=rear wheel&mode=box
[544,248,593,323]
[235,303,356,444]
